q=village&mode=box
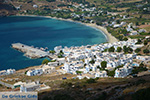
[0,37,149,93]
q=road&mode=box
[0,80,14,89]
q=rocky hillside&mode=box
[0,0,17,16]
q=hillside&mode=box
[0,0,17,16]
[1,0,149,17]
[38,75,150,100]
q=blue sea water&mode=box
[0,16,107,70]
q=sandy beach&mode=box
[17,14,118,43]
[82,23,118,43]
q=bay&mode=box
[0,16,107,70]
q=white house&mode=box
[62,62,70,73]
[113,24,122,28]
[126,28,133,32]
[114,63,133,78]
[95,71,108,78]
[130,31,139,35]
[120,22,126,26]
[77,75,84,79]
[138,29,146,33]
[48,62,59,67]
[123,63,133,75]
[0,70,7,76]
[33,5,38,8]
[145,36,150,39]
[114,68,127,78]
[57,58,66,65]
[0,69,16,76]
[42,65,55,74]
[85,65,90,73]
[7,69,16,74]
[54,46,62,53]
[20,81,40,92]
[26,68,43,76]
[136,56,150,61]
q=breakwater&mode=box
[12,43,49,59]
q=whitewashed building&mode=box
[0,70,7,76]
[114,68,127,78]
[54,46,62,53]
[26,68,43,76]
[95,71,108,78]
[0,69,15,76]
[42,65,55,74]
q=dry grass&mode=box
[120,0,142,3]
[112,7,130,11]
[143,26,150,32]
[123,88,135,94]
[123,82,150,94]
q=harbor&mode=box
[11,43,50,59]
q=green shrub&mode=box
[135,48,141,53]
[101,61,107,70]
[143,49,149,54]
[108,46,115,52]
[42,59,50,65]
[46,0,56,2]
[86,78,96,84]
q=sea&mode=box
[0,16,107,70]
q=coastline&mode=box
[16,14,118,43]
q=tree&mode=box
[144,40,148,45]
[97,66,100,69]
[94,55,96,58]
[108,46,115,52]
[139,63,144,67]
[89,59,95,64]
[117,47,122,52]
[136,22,139,26]
[139,15,142,19]
[101,61,107,70]
[86,78,96,84]
[136,39,142,44]
[131,65,148,74]
[116,20,120,24]
[117,35,123,41]
[42,59,50,65]
[46,0,56,2]
[143,49,149,54]
[59,50,64,54]
[123,37,128,41]
[123,46,133,53]
[107,70,115,77]
[104,49,108,52]
[121,29,128,36]
[128,47,133,53]
[49,50,55,54]
[123,46,128,53]
[58,50,64,58]
[76,71,82,74]
[135,48,141,53]
[96,22,102,26]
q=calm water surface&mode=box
[0,16,107,70]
